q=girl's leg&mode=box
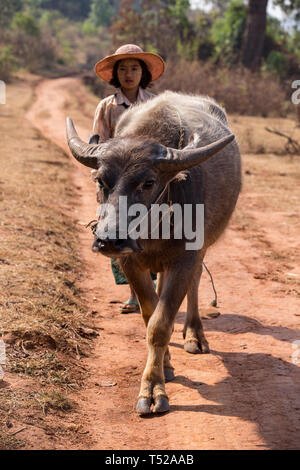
[121,285,140,313]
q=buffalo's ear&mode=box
[66,117,101,169]
[153,133,235,173]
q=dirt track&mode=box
[26,77,300,450]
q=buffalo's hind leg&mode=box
[157,272,174,382]
[183,261,210,354]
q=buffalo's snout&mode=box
[92,237,142,256]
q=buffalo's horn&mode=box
[155,133,235,172]
[66,117,101,169]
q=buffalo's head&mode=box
[66,117,234,257]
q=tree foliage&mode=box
[274,0,300,21]
[110,0,191,58]
[203,0,235,14]
[11,11,40,36]
[211,0,247,63]
[0,0,22,27]
[24,0,92,20]
[0,45,17,81]
[88,0,120,26]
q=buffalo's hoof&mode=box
[136,397,152,416]
[201,341,210,354]
[184,340,201,354]
[152,395,170,414]
[184,339,210,354]
[164,367,175,382]
[136,395,170,416]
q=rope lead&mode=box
[203,261,218,307]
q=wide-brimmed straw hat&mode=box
[94,44,165,83]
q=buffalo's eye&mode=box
[97,178,104,188]
[143,180,155,190]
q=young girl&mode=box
[89,44,165,313]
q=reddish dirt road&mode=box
[26,77,300,450]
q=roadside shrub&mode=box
[7,27,57,72]
[210,0,247,64]
[263,50,288,79]
[0,45,17,82]
[81,19,98,36]
[0,0,22,28]
[4,11,62,73]
[10,12,40,37]
[154,61,289,117]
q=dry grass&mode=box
[235,152,300,213]
[229,114,300,156]
[0,75,94,449]
[155,61,292,118]
[229,148,300,295]
[0,387,36,450]
[34,390,74,415]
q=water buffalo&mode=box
[66,91,241,415]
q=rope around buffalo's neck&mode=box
[203,261,218,307]
[175,109,185,151]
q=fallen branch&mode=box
[10,427,27,436]
[265,127,300,155]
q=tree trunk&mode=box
[241,0,269,70]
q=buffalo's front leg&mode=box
[135,257,197,415]
[120,257,158,323]
[120,259,174,384]
[136,303,174,415]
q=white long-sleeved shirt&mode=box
[92,87,155,141]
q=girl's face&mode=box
[117,59,143,91]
